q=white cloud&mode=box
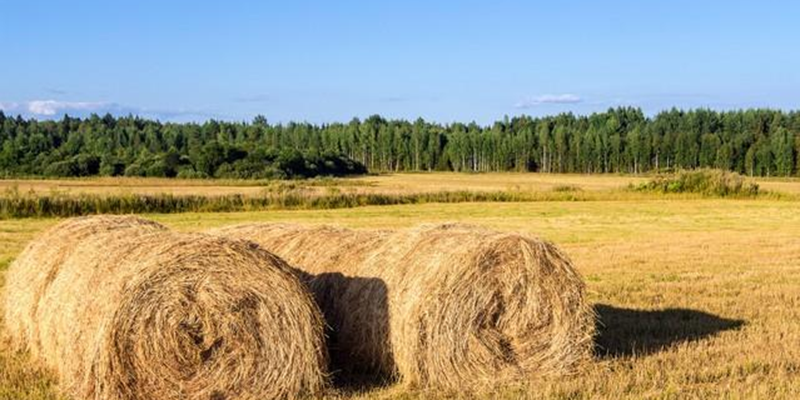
[26,100,109,116]
[0,99,227,122]
[515,94,582,108]
[0,102,20,111]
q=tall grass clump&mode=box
[0,189,602,219]
[552,184,583,192]
[634,169,760,197]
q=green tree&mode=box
[771,127,795,176]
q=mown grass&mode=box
[1,173,800,399]
[2,198,800,399]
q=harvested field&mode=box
[3,173,797,197]
[0,175,799,399]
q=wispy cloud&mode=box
[515,94,582,108]
[26,100,112,116]
[0,100,117,116]
[0,102,20,112]
[0,99,226,122]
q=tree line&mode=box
[1,107,798,178]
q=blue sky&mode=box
[1,0,798,123]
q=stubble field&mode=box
[1,173,799,399]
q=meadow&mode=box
[1,173,799,399]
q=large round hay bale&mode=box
[3,215,165,354]
[210,223,595,390]
[4,216,329,400]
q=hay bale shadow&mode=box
[594,304,744,358]
[307,273,393,393]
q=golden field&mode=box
[1,173,799,399]
[2,173,799,197]
[0,173,643,199]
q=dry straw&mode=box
[4,215,328,400]
[210,223,595,390]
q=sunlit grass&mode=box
[1,174,799,398]
[2,172,797,197]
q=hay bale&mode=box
[4,216,329,400]
[210,223,595,390]
[3,215,165,354]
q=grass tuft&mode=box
[552,184,583,192]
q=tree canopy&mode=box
[1,107,798,178]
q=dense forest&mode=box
[0,107,798,178]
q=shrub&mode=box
[99,157,125,177]
[634,169,759,197]
[552,184,583,192]
[43,155,100,177]
[175,167,207,179]
[124,163,146,177]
